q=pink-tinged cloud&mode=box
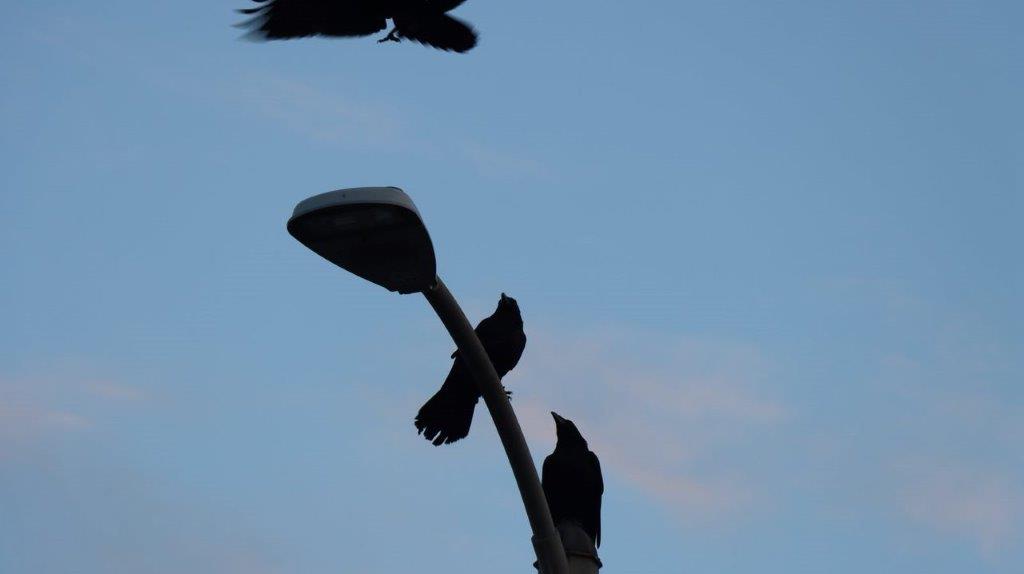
[900,462,1021,557]
[509,326,785,522]
[0,375,144,455]
[874,350,1022,557]
[0,404,91,436]
[82,379,145,401]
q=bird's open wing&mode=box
[237,0,386,39]
[429,0,470,13]
[398,14,477,53]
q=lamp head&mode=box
[287,187,436,294]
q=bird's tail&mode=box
[414,383,478,446]
[396,13,477,53]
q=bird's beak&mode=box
[551,411,565,425]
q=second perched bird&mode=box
[543,412,604,547]
[237,0,478,53]
[415,293,525,445]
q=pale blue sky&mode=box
[1,1,1021,573]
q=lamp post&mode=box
[287,186,570,574]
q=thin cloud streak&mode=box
[899,461,1021,558]
[869,329,1022,557]
[0,375,144,451]
[513,326,786,521]
[228,75,404,148]
[459,141,548,179]
[0,404,91,438]
[219,74,550,178]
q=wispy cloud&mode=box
[830,292,1024,560]
[512,326,785,521]
[1,371,285,573]
[226,75,404,148]
[889,388,1024,558]
[30,19,552,180]
[458,141,548,179]
[0,375,144,454]
[232,75,552,177]
[898,461,1021,558]
[219,74,549,178]
[0,403,91,437]
[81,379,146,401]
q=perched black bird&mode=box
[237,0,478,53]
[415,293,525,445]
[543,412,604,547]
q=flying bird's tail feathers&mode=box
[397,13,477,53]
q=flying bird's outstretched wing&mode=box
[397,14,477,53]
[429,0,470,13]
[237,0,386,40]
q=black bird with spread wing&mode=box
[237,0,478,53]
[415,293,525,445]
[543,412,604,547]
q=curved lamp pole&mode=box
[287,187,569,574]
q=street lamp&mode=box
[288,187,570,574]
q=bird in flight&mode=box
[543,412,604,547]
[237,0,478,53]
[415,293,525,445]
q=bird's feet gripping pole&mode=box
[377,28,401,43]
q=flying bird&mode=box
[415,293,525,445]
[543,412,604,547]
[237,0,478,53]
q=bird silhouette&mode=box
[415,293,525,445]
[237,0,478,53]
[543,412,604,547]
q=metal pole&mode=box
[422,277,569,574]
[534,522,602,574]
